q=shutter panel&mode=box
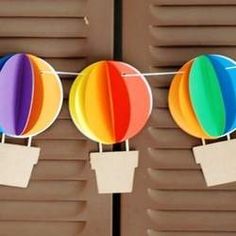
[122,1,236,235]
[0,0,113,235]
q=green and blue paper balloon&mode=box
[169,54,236,139]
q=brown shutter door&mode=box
[0,0,113,235]
[122,1,236,235]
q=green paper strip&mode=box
[189,55,225,137]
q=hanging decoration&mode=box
[0,53,63,137]
[0,53,63,188]
[169,54,236,186]
[69,60,152,193]
[69,60,152,144]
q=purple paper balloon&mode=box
[0,54,33,135]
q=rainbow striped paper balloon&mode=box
[169,54,236,139]
[69,61,152,144]
[0,53,63,137]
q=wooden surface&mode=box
[0,0,113,235]
[122,1,236,235]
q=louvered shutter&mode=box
[122,1,236,235]
[0,1,113,235]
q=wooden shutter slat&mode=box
[148,169,205,189]
[149,109,176,128]
[155,0,236,6]
[0,222,85,236]
[0,38,87,57]
[150,46,236,66]
[58,101,70,119]
[148,189,236,210]
[0,181,87,201]
[147,210,236,231]
[31,160,88,180]
[44,58,87,72]
[147,149,198,169]
[152,88,168,108]
[148,231,235,236]
[148,169,236,190]
[148,128,200,148]
[36,120,86,140]
[36,140,93,160]
[0,0,86,17]
[151,5,236,26]
[150,27,236,46]
[0,201,86,221]
[0,18,87,38]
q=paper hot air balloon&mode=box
[0,53,63,137]
[69,60,152,193]
[69,60,152,144]
[0,53,63,188]
[169,54,236,187]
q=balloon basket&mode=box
[193,138,236,186]
[90,149,139,194]
[0,135,40,188]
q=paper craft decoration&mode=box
[90,150,139,193]
[0,53,63,137]
[169,54,236,186]
[69,60,152,193]
[0,53,63,188]
[69,61,152,144]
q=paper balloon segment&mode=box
[69,61,152,144]
[0,53,63,137]
[169,54,236,139]
[0,54,14,133]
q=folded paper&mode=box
[169,54,236,139]
[0,53,63,137]
[69,61,152,144]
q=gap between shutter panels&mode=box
[122,1,236,235]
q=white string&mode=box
[226,66,236,70]
[201,138,206,146]
[122,71,183,77]
[1,133,5,144]
[0,133,33,147]
[41,71,83,76]
[27,136,32,147]
[42,70,181,77]
[98,142,103,153]
[41,65,236,77]
[125,140,130,152]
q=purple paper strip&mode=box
[0,54,33,135]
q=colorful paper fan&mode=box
[0,53,63,137]
[169,54,236,139]
[69,61,152,144]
